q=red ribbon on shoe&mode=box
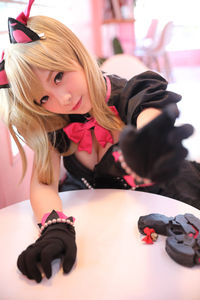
[63,106,118,154]
[142,227,156,244]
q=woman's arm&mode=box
[136,107,161,129]
[18,146,77,282]
[119,104,193,183]
[30,146,63,223]
[17,146,77,283]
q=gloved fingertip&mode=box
[35,276,42,283]
[41,258,53,279]
[183,147,188,158]
[183,124,194,138]
[63,262,74,274]
[17,253,28,276]
[63,266,70,274]
[63,250,77,274]
[41,264,52,279]
[165,103,179,120]
[45,271,52,279]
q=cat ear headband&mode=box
[0,0,44,89]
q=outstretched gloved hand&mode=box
[17,211,77,283]
[119,104,194,183]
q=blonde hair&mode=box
[0,15,124,184]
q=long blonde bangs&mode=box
[2,15,124,184]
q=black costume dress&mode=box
[48,71,200,210]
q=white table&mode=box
[0,189,200,300]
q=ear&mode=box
[8,17,40,44]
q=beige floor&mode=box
[168,66,200,162]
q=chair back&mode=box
[146,19,159,40]
[151,21,174,55]
[101,54,148,80]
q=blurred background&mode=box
[0,0,200,207]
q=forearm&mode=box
[30,147,63,223]
[137,108,161,129]
[30,184,63,223]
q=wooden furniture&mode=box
[99,0,136,57]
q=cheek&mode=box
[43,102,59,112]
[85,97,92,111]
[77,75,88,93]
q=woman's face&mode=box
[33,65,92,114]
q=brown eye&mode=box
[54,72,63,84]
[40,95,49,105]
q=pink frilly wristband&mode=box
[38,210,75,236]
[112,149,154,189]
[41,210,74,225]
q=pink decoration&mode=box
[105,76,111,103]
[0,68,8,85]
[142,227,156,244]
[0,54,9,87]
[16,0,35,24]
[41,211,68,226]
[13,30,32,43]
[123,175,136,187]
[123,174,154,188]
[64,105,118,154]
[112,151,121,162]
[64,118,114,154]
[109,105,119,116]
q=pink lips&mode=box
[72,97,82,111]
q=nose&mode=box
[53,89,72,106]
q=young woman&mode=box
[0,0,199,283]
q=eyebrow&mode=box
[47,71,53,82]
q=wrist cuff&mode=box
[38,210,75,228]
[112,148,154,189]
[41,210,68,226]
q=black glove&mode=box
[17,213,77,283]
[119,104,194,183]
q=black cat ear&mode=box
[0,0,40,89]
[8,17,40,44]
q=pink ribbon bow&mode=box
[63,106,118,154]
[64,117,113,154]
[16,0,35,24]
